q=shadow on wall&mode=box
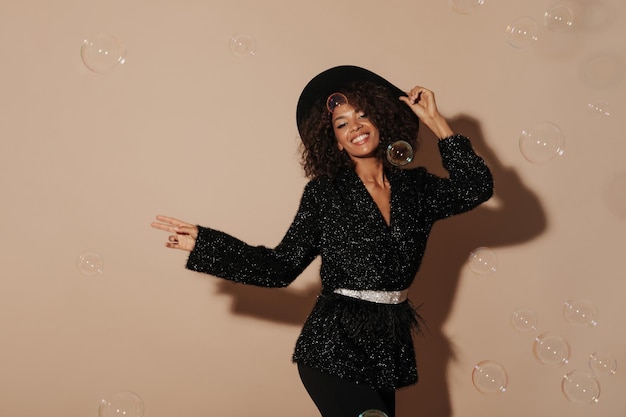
[213,115,547,417]
[396,116,547,417]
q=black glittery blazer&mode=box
[187,135,493,390]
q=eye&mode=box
[335,122,347,129]
[358,113,368,119]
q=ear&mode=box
[337,142,344,151]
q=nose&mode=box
[349,121,362,132]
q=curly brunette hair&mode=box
[298,81,420,179]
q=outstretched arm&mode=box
[150,181,321,288]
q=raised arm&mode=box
[399,86,493,219]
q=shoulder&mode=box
[304,175,330,192]
[302,170,359,204]
[301,176,333,202]
[307,169,354,189]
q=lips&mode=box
[351,133,369,145]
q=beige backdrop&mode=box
[1,0,625,416]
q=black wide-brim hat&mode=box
[296,65,407,135]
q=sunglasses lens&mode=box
[326,93,348,113]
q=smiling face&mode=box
[331,103,381,161]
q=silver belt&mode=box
[333,288,408,304]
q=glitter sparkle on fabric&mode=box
[186,135,493,390]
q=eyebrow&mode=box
[332,109,358,123]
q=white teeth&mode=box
[352,134,368,143]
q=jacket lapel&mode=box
[334,169,391,231]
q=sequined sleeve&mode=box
[185,181,321,287]
[422,134,493,219]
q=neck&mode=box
[353,157,386,186]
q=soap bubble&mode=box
[77,252,104,276]
[449,0,484,14]
[386,141,413,167]
[99,391,144,417]
[533,332,570,365]
[562,370,600,405]
[589,351,617,376]
[468,247,497,275]
[586,100,611,117]
[229,33,256,58]
[327,92,349,113]
[472,360,508,394]
[519,121,565,164]
[359,410,388,417]
[544,4,575,31]
[564,299,598,327]
[506,16,539,48]
[81,33,126,74]
[511,307,538,332]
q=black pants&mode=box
[298,363,395,417]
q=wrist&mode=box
[424,114,453,139]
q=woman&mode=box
[151,65,493,417]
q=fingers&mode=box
[403,86,434,105]
[164,233,177,248]
[399,96,412,106]
[166,234,179,248]
[164,232,196,251]
[176,225,199,239]
[151,215,199,248]
[151,215,192,232]
[154,215,192,228]
[400,86,441,118]
[407,87,422,104]
[150,221,171,232]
